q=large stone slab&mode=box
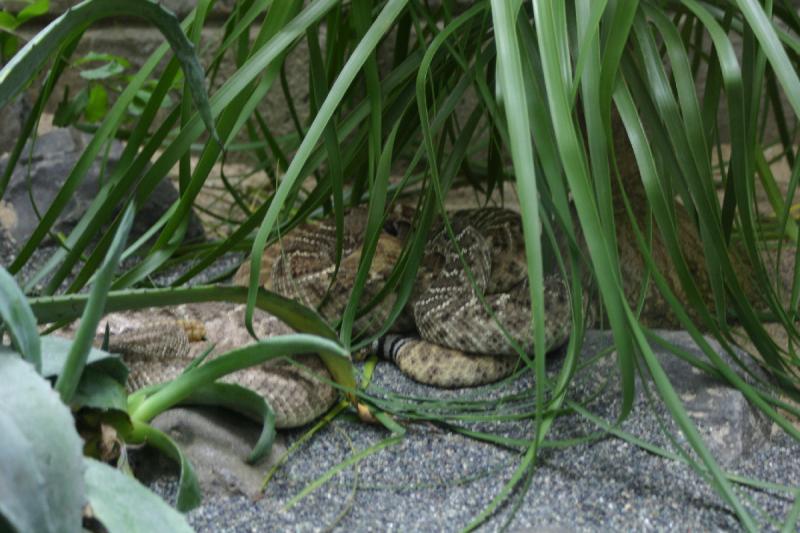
[635,330,773,467]
[132,407,287,500]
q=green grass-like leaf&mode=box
[129,334,348,423]
[55,202,134,403]
[126,419,202,512]
[0,267,40,372]
[179,382,276,463]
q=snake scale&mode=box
[101,206,573,427]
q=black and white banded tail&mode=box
[373,334,419,363]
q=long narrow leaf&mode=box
[55,203,135,403]
[0,268,40,372]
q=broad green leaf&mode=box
[80,61,126,81]
[1,33,19,58]
[73,366,128,412]
[84,458,193,533]
[17,0,49,24]
[74,51,131,68]
[85,83,108,122]
[0,354,84,532]
[0,410,52,533]
[0,12,19,31]
[29,334,125,381]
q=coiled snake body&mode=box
[103,207,572,427]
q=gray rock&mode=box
[0,127,204,256]
[637,330,772,467]
[0,96,30,154]
[134,406,287,500]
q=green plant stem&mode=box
[130,334,347,423]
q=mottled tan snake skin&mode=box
[377,207,571,387]
[102,176,768,429]
[102,206,572,427]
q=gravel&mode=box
[142,330,800,532]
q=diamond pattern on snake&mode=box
[101,206,572,428]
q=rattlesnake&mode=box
[102,206,573,427]
[103,176,771,429]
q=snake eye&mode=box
[383,220,397,235]
[383,203,416,239]
[384,219,412,240]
